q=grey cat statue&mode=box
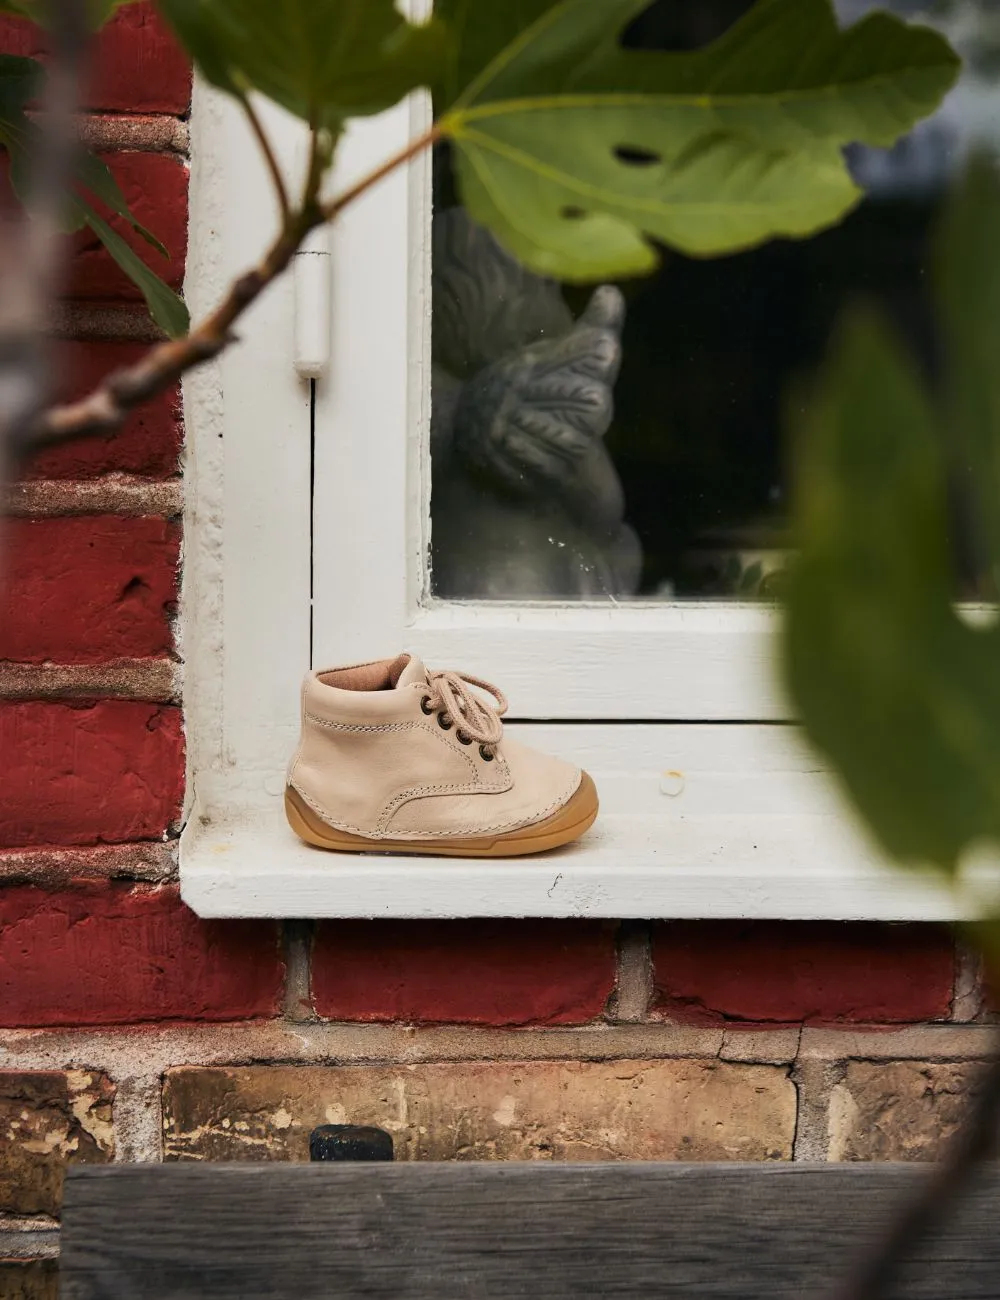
[430,208,642,600]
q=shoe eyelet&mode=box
[420,696,435,716]
[457,731,472,745]
[438,713,453,731]
[479,745,494,762]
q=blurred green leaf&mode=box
[437,0,959,280]
[937,158,1000,597]
[784,160,1000,875]
[0,50,41,114]
[156,0,449,127]
[0,53,43,195]
[79,205,189,336]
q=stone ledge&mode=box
[6,1021,996,1079]
[799,1024,999,1061]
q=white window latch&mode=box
[293,225,331,379]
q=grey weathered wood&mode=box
[59,1162,1000,1298]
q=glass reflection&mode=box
[429,0,1000,601]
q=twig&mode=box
[17,121,443,455]
[19,212,311,449]
[240,97,290,223]
[322,122,440,221]
[832,1040,1000,1300]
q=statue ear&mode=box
[577,285,626,337]
[432,208,572,377]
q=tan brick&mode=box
[0,1071,114,1215]
[0,1260,58,1300]
[826,1060,985,1161]
[163,1060,795,1163]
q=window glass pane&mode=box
[429,0,998,601]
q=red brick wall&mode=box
[0,10,992,1295]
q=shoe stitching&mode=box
[290,722,512,838]
[301,714,511,817]
[379,769,583,840]
[291,770,584,842]
[297,708,576,840]
[374,751,513,834]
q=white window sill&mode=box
[179,724,989,920]
[180,800,970,920]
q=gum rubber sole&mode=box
[285,772,599,858]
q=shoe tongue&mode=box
[395,654,429,688]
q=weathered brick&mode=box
[24,341,181,480]
[0,1260,58,1300]
[0,1070,113,1215]
[0,517,178,663]
[653,922,955,1025]
[0,884,284,1026]
[826,1060,985,1161]
[0,4,190,113]
[0,701,183,846]
[311,921,616,1026]
[66,152,187,301]
[163,1060,795,1162]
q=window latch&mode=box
[293,225,331,379]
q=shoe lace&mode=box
[423,669,508,749]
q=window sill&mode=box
[180,724,992,919]
[179,799,976,921]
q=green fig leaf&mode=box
[438,0,959,280]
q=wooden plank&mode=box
[60,1163,1000,1298]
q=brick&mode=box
[311,921,616,1026]
[0,517,178,663]
[652,922,955,1025]
[65,152,187,300]
[24,341,181,480]
[0,884,284,1026]
[0,1260,58,1300]
[0,1070,113,1215]
[163,1059,795,1163]
[0,701,183,846]
[826,1060,985,1161]
[0,4,190,113]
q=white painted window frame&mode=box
[179,81,989,921]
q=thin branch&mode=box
[17,121,444,455]
[831,1039,1000,1300]
[21,212,313,450]
[240,98,290,223]
[322,122,441,220]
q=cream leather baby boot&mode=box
[285,653,597,856]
